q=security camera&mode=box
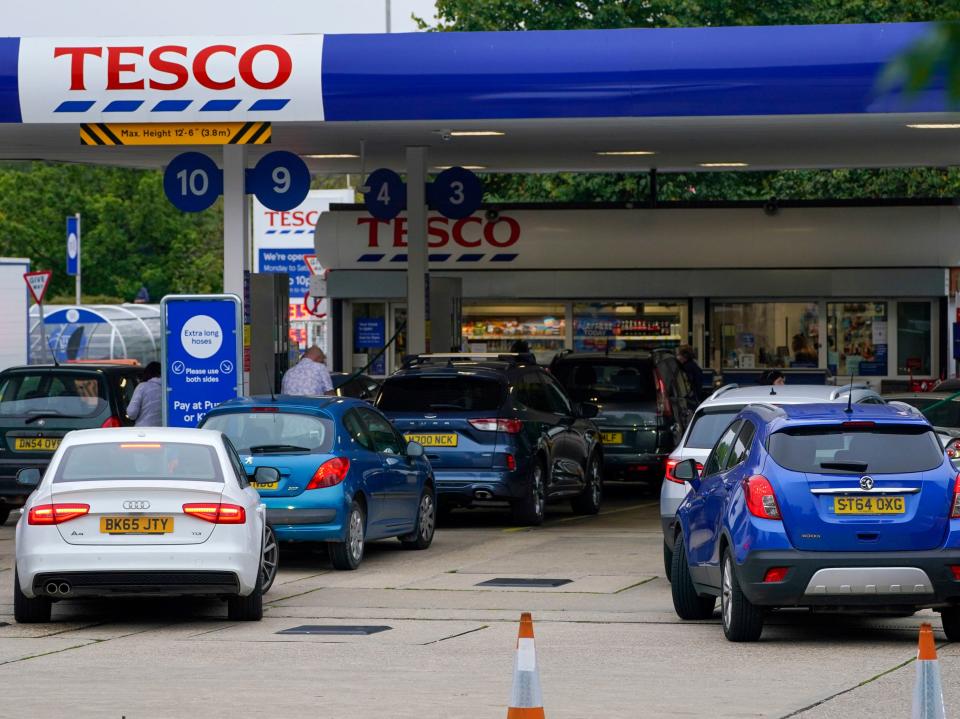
[437,129,452,142]
[485,208,500,221]
[763,198,779,216]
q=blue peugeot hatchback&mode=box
[670,402,960,642]
[201,396,436,574]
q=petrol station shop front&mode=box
[316,203,955,389]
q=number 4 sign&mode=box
[363,168,406,221]
[24,271,52,304]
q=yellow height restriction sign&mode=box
[80,122,272,146]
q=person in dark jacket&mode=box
[676,345,704,406]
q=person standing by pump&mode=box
[127,362,163,426]
[676,345,704,407]
[281,345,334,396]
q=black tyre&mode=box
[14,570,51,624]
[940,607,960,642]
[663,541,673,582]
[670,534,716,620]
[260,524,279,594]
[511,460,546,526]
[227,564,263,621]
[570,454,602,515]
[330,501,365,570]
[400,487,436,550]
[720,549,764,642]
[0,507,11,526]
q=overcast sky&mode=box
[5,0,438,35]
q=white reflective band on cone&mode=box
[912,660,946,719]
[517,638,537,672]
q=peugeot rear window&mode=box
[0,372,107,418]
[552,360,655,403]
[202,411,334,454]
[377,376,506,412]
[767,424,944,474]
[55,442,222,483]
[685,406,745,449]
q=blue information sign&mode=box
[161,295,242,427]
[363,168,406,220]
[163,152,223,212]
[430,166,483,219]
[248,151,311,212]
[355,318,385,349]
[66,215,79,276]
[257,248,311,299]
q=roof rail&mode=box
[829,384,870,400]
[401,352,537,368]
[707,383,739,401]
[744,402,787,416]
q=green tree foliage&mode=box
[0,162,223,301]
[424,1,960,203]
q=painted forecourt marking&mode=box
[80,122,271,145]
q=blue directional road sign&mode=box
[163,152,223,212]
[66,215,79,276]
[363,168,406,221]
[248,151,311,212]
[430,166,483,220]
[161,294,242,427]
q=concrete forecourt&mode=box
[0,490,954,718]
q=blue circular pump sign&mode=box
[363,168,406,221]
[249,151,311,212]
[430,166,483,220]
[163,152,223,212]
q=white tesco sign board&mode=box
[0,258,31,371]
[18,36,325,123]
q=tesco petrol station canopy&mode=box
[0,23,954,172]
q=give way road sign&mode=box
[24,271,52,304]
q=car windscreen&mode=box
[685,406,745,449]
[767,424,944,474]
[377,376,506,412]
[551,360,655,403]
[202,411,335,454]
[54,442,223,483]
[0,372,108,418]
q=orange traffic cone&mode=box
[507,613,545,718]
[912,622,945,719]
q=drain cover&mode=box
[276,625,392,636]
[476,578,572,588]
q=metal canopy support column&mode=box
[222,144,249,392]
[406,146,428,355]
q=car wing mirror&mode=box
[406,440,424,458]
[578,402,599,419]
[673,458,701,491]
[16,468,41,488]
[253,466,280,484]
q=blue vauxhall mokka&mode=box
[201,396,436,572]
[669,402,960,642]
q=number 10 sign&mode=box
[163,151,310,212]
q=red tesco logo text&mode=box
[53,44,292,91]
[359,215,520,249]
[265,210,320,228]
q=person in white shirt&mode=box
[281,346,334,396]
[127,362,163,426]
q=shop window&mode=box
[826,302,888,377]
[573,301,687,354]
[462,304,565,364]
[897,302,931,376]
[710,302,819,370]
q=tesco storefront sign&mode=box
[360,216,521,249]
[18,36,326,122]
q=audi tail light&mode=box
[182,503,246,524]
[28,503,90,525]
[744,475,781,520]
[468,418,523,434]
[306,457,351,490]
[951,474,960,519]
[664,458,704,484]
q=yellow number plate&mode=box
[600,432,624,444]
[100,516,174,534]
[404,433,458,447]
[252,482,278,491]
[13,437,61,451]
[833,496,905,514]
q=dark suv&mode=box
[0,363,142,523]
[376,353,603,525]
[550,351,693,483]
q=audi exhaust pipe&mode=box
[58,582,71,596]
[474,489,493,500]
[44,581,59,595]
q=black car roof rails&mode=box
[402,352,537,368]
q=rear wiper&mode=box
[25,412,83,423]
[248,444,311,453]
[820,461,869,472]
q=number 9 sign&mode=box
[430,166,483,219]
[163,152,223,212]
[249,151,311,212]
